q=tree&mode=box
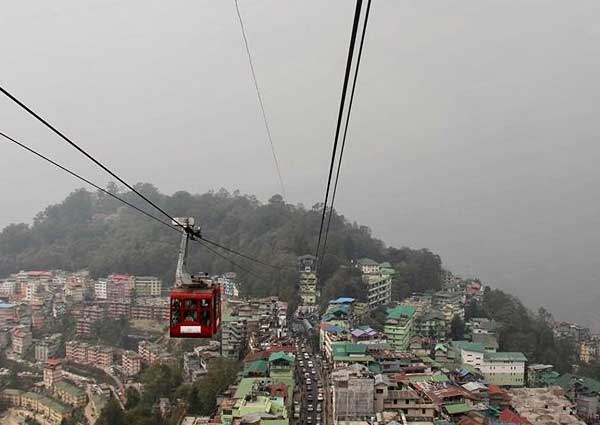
[449,315,465,340]
[124,387,141,409]
[96,398,125,425]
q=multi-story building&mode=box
[331,365,375,424]
[357,259,393,309]
[221,315,248,360]
[0,279,17,298]
[122,350,142,376]
[134,276,162,297]
[11,326,32,357]
[373,378,436,421]
[106,274,135,304]
[131,297,169,321]
[137,341,175,366]
[20,391,71,423]
[384,304,415,351]
[298,255,318,306]
[65,341,113,370]
[452,341,527,386]
[54,381,87,407]
[580,341,597,364]
[0,302,17,326]
[94,279,108,300]
[35,334,62,363]
[44,359,63,388]
[183,352,208,382]
[415,310,446,340]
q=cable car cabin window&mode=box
[171,298,182,326]
[184,299,198,322]
[200,298,211,326]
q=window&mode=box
[200,298,211,326]
[171,298,181,326]
[184,299,198,322]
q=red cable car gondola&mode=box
[169,218,221,339]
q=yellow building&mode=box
[55,381,87,407]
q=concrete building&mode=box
[221,315,248,360]
[184,352,208,382]
[373,376,436,421]
[357,259,393,309]
[11,326,32,357]
[331,365,375,424]
[122,350,142,376]
[131,297,169,321]
[65,341,113,370]
[20,391,71,423]
[54,381,87,407]
[106,274,135,303]
[138,340,175,366]
[452,341,526,386]
[298,255,318,306]
[384,304,415,351]
[35,334,62,363]
[44,359,63,388]
[508,387,586,425]
[134,276,162,297]
[0,301,17,326]
[94,279,108,300]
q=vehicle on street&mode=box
[317,394,324,401]
[307,404,314,412]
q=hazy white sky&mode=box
[1,1,600,327]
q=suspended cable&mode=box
[0,130,180,234]
[319,0,372,267]
[0,86,279,270]
[234,0,287,200]
[200,236,282,270]
[0,85,183,227]
[196,238,265,281]
[314,0,363,266]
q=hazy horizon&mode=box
[2,1,599,328]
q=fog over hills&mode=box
[1,1,599,328]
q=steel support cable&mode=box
[234,0,287,200]
[314,0,364,266]
[199,236,281,270]
[319,0,372,269]
[0,85,183,228]
[0,87,280,270]
[0,130,181,234]
[195,238,266,281]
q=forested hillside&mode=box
[0,184,443,303]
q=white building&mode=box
[94,280,108,300]
[134,276,162,297]
[452,341,526,386]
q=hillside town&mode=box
[0,257,599,425]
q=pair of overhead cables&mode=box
[314,0,373,270]
[0,86,279,277]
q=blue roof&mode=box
[330,297,355,304]
[0,302,15,309]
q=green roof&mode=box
[243,360,269,376]
[268,352,294,364]
[332,355,374,363]
[554,373,600,394]
[368,363,383,373]
[445,402,472,415]
[357,258,378,266]
[2,389,23,396]
[407,373,450,384]
[451,340,485,353]
[332,342,367,356]
[55,381,85,398]
[484,351,527,362]
[386,304,416,320]
[435,421,455,425]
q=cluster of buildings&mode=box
[2,358,88,423]
[221,296,288,360]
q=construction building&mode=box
[331,364,375,424]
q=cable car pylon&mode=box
[169,217,222,339]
